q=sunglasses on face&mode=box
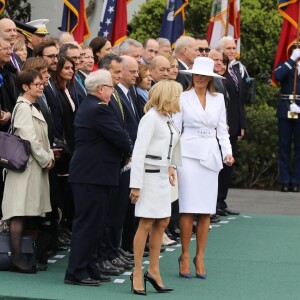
[199,47,210,53]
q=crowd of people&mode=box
[0,16,251,291]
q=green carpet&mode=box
[0,214,299,300]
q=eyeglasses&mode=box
[83,56,94,60]
[0,47,13,53]
[198,48,210,53]
[30,82,45,88]
[71,56,81,61]
[102,84,114,90]
[129,70,139,74]
[43,54,58,60]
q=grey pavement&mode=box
[226,188,300,216]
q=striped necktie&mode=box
[228,66,239,91]
[127,90,136,115]
[113,89,124,122]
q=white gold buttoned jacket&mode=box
[173,88,232,172]
[130,108,182,189]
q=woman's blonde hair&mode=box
[144,80,182,114]
[13,39,26,52]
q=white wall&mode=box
[28,0,146,43]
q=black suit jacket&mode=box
[176,60,192,91]
[44,82,64,140]
[114,85,140,145]
[53,86,76,153]
[129,85,144,119]
[225,65,246,137]
[109,93,125,128]
[68,94,133,186]
[214,77,230,109]
[35,97,54,146]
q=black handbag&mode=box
[0,233,35,271]
[0,103,31,172]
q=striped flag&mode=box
[159,0,189,48]
[206,0,240,55]
[61,0,90,44]
[0,0,5,14]
[98,0,128,46]
[272,0,299,86]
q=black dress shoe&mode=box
[64,274,101,286]
[118,254,134,266]
[223,208,240,215]
[91,272,111,282]
[110,257,132,271]
[210,214,220,223]
[216,209,228,216]
[97,261,120,276]
[118,248,134,259]
[281,185,290,192]
[291,185,299,192]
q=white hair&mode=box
[156,37,171,47]
[174,36,195,55]
[118,38,143,55]
[85,69,112,93]
[218,36,235,50]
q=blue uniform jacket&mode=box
[68,94,133,186]
[275,58,300,120]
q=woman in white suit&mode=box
[129,80,182,295]
[173,57,234,279]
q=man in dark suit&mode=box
[174,36,200,91]
[216,37,246,216]
[64,69,133,286]
[114,56,141,257]
[97,54,134,274]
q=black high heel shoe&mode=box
[10,261,37,274]
[130,273,147,296]
[144,271,173,293]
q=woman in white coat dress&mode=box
[173,57,234,279]
[129,80,182,295]
[2,70,54,273]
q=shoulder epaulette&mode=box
[98,102,108,105]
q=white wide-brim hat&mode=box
[180,57,225,79]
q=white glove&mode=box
[290,48,300,61]
[290,102,300,113]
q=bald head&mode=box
[0,18,17,46]
[174,36,199,67]
[150,55,170,83]
[120,55,139,88]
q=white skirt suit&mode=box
[173,88,232,214]
[130,108,182,218]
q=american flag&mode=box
[98,0,128,46]
[0,0,5,14]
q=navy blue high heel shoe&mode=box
[178,256,192,279]
[193,257,207,279]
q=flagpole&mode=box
[225,0,230,36]
[292,0,300,104]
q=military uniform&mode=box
[275,57,300,189]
